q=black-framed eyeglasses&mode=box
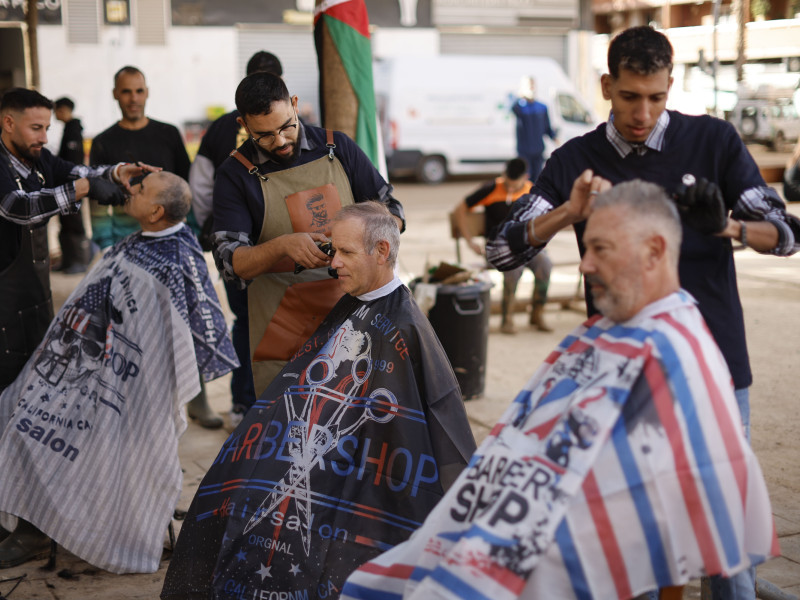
[249,110,299,147]
[129,171,151,187]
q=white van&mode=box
[373,55,598,184]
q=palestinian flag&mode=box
[314,0,381,169]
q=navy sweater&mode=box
[534,112,766,388]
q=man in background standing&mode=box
[512,76,558,180]
[53,97,91,274]
[453,157,553,334]
[190,51,285,226]
[90,66,191,249]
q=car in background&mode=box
[727,97,800,151]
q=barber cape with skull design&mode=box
[0,223,238,574]
[161,282,477,600]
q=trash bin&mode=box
[419,280,493,400]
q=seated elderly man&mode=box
[340,179,777,600]
[0,172,238,573]
[161,202,477,600]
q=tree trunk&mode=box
[26,0,39,90]
[735,0,749,82]
[315,9,358,140]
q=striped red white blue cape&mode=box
[342,290,778,600]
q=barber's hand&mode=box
[117,162,163,193]
[283,232,332,270]
[88,177,127,206]
[565,169,612,223]
[673,176,727,235]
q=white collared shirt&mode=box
[141,222,185,238]
[606,110,670,158]
[357,275,404,302]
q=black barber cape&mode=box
[162,282,476,600]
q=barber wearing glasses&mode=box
[212,72,405,397]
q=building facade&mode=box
[1,0,593,142]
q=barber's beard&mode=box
[12,139,42,163]
[266,142,299,166]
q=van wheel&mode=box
[416,156,447,184]
[739,115,758,138]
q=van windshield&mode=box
[558,93,592,124]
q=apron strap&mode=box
[230,148,269,182]
[326,129,336,161]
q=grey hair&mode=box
[333,202,400,268]
[156,173,191,224]
[593,179,682,266]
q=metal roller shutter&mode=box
[440,31,567,68]
[136,0,168,45]
[66,0,100,44]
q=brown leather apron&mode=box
[237,139,354,396]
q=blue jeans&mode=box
[224,280,256,414]
[522,153,545,181]
[704,388,754,599]
[642,388,754,600]
[735,386,750,442]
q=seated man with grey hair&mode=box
[0,171,238,573]
[162,201,477,600]
[340,179,776,600]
